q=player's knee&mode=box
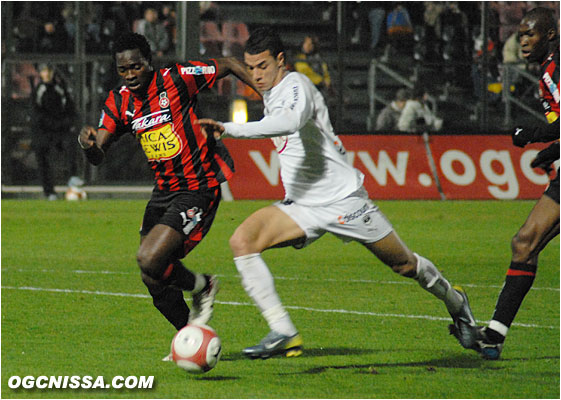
[229,230,254,256]
[136,247,164,280]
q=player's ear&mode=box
[276,52,285,67]
[546,27,556,41]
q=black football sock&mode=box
[161,260,197,291]
[489,261,537,342]
[147,283,190,330]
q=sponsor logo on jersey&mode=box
[337,203,370,225]
[180,66,216,75]
[138,123,182,161]
[289,85,299,110]
[543,72,560,103]
[132,110,172,131]
[98,111,105,128]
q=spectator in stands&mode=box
[436,2,471,88]
[348,2,371,48]
[381,3,414,62]
[503,31,524,66]
[161,4,177,53]
[199,2,223,57]
[501,31,528,92]
[222,20,249,58]
[293,35,332,98]
[491,1,528,45]
[31,63,77,200]
[38,20,69,53]
[368,6,385,53]
[376,88,409,131]
[398,86,443,133]
[422,2,445,60]
[135,8,169,57]
[470,30,501,121]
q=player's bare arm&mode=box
[214,57,262,98]
[78,127,112,166]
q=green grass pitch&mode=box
[1,199,559,398]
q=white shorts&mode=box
[274,187,394,248]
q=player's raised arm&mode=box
[78,126,112,166]
[214,57,262,99]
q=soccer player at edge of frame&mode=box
[195,26,478,360]
[468,7,560,360]
[77,33,261,360]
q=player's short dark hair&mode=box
[245,27,285,57]
[524,7,558,35]
[113,32,152,64]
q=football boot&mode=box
[448,286,479,349]
[242,331,303,359]
[189,275,219,326]
[472,326,504,360]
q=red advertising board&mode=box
[223,134,554,200]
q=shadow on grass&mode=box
[278,353,487,375]
[280,354,560,375]
[220,347,375,362]
[192,375,240,381]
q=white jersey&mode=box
[223,72,364,206]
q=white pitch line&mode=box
[1,285,557,330]
[2,268,559,292]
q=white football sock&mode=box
[488,320,509,337]
[234,253,297,336]
[414,253,463,314]
[192,273,206,294]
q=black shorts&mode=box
[544,169,559,204]
[140,187,222,259]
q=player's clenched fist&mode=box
[511,126,535,148]
[195,119,225,140]
[78,126,97,149]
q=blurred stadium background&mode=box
[2,1,559,198]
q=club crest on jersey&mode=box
[272,136,288,153]
[159,92,170,108]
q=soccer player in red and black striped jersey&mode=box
[472,7,560,360]
[78,33,259,352]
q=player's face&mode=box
[518,17,550,63]
[115,48,153,95]
[244,50,285,92]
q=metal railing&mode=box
[367,59,441,131]
[502,62,546,126]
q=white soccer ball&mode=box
[65,187,87,201]
[171,324,222,373]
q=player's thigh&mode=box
[230,205,306,255]
[362,231,415,267]
[137,224,185,270]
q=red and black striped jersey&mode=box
[539,49,560,125]
[98,59,234,192]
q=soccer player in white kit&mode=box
[196,27,477,359]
